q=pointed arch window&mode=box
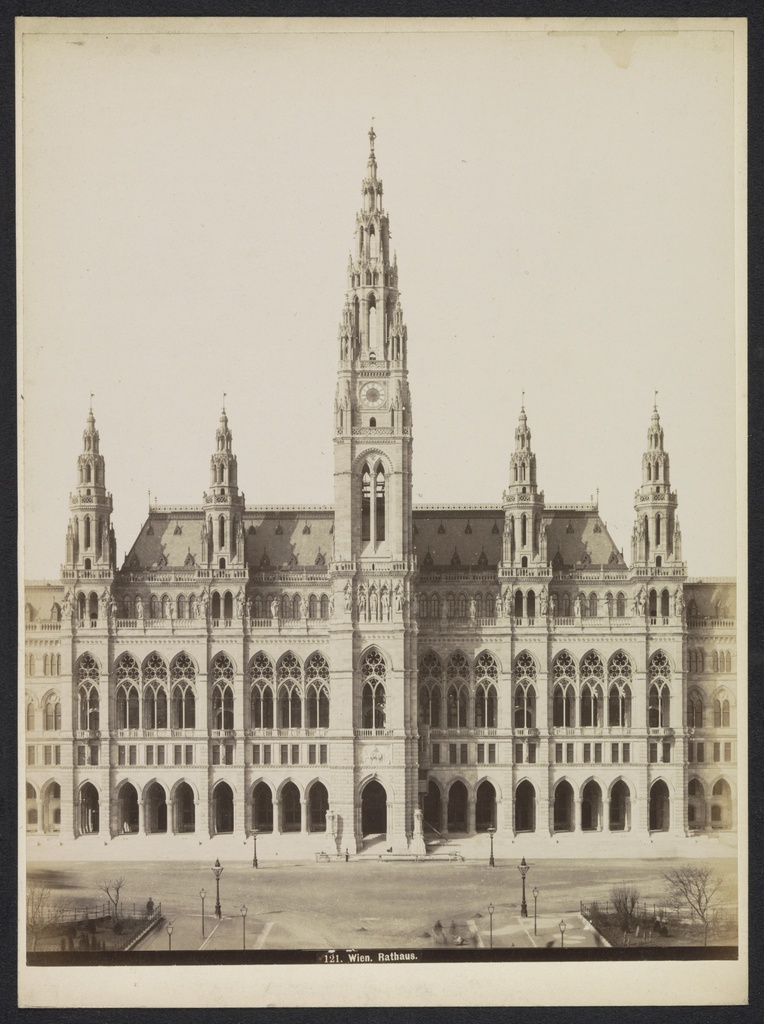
[418,652,443,727]
[44,697,61,731]
[150,595,160,619]
[607,651,632,727]
[648,650,671,727]
[320,594,330,619]
[475,651,498,728]
[361,648,387,729]
[84,516,91,549]
[250,652,275,729]
[580,652,604,727]
[212,653,235,730]
[375,467,386,542]
[143,653,169,729]
[277,652,302,728]
[218,515,226,550]
[171,653,196,729]
[552,651,576,727]
[306,652,330,729]
[687,691,704,729]
[589,593,598,618]
[616,592,626,617]
[26,702,34,731]
[514,652,536,729]
[361,463,371,542]
[445,652,470,728]
[115,653,140,730]
[308,594,318,619]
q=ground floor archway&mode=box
[515,780,536,832]
[118,783,139,833]
[447,780,468,832]
[649,779,670,831]
[145,782,168,834]
[361,779,387,836]
[422,780,441,832]
[213,781,234,834]
[281,781,301,832]
[79,782,99,834]
[609,779,631,831]
[710,778,732,829]
[308,782,329,832]
[475,780,496,832]
[252,782,274,832]
[553,780,574,832]
[581,780,602,831]
[174,781,195,833]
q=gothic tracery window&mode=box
[361,648,386,729]
[446,652,470,728]
[277,652,302,729]
[418,651,443,727]
[648,650,671,727]
[250,652,275,729]
[607,651,632,727]
[514,652,536,729]
[552,650,576,727]
[580,651,604,727]
[306,652,330,729]
[115,653,140,730]
[474,651,498,728]
[143,653,169,730]
[171,653,196,729]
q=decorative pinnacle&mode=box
[653,388,659,410]
[369,120,376,154]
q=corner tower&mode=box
[202,403,246,569]
[502,404,547,567]
[333,127,414,564]
[631,400,683,569]
[64,405,116,572]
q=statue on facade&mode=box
[635,587,646,615]
[549,592,557,617]
[411,592,418,617]
[235,588,244,617]
[357,588,367,617]
[381,587,390,620]
[673,588,683,618]
[369,588,378,619]
[190,595,199,618]
[539,586,548,615]
[328,595,335,617]
[201,591,209,618]
[469,595,477,621]
[270,596,279,620]
[245,596,252,620]
[394,583,403,611]
[99,589,109,618]
[62,590,73,618]
[495,591,503,618]
[135,595,144,619]
[574,593,583,617]
[440,598,449,623]
[344,582,352,612]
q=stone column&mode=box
[468,796,477,835]
[574,797,582,832]
[602,798,610,832]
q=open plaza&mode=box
[27,853,738,952]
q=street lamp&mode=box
[488,902,494,950]
[487,826,496,868]
[199,888,206,937]
[251,829,259,869]
[240,905,248,950]
[212,858,224,919]
[518,857,530,918]
[559,919,566,949]
[532,886,539,936]
[166,923,173,951]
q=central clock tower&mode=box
[332,126,414,565]
[330,128,419,854]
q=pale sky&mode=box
[20,21,741,581]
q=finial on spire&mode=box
[653,388,659,410]
[369,119,376,154]
[521,388,525,411]
[222,392,226,413]
[89,392,94,413]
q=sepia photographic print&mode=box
[18,17,747,1008]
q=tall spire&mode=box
[632,402,682,568]
[502,404,546,566]
[203,405,245,567]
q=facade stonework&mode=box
[24,132,737,856]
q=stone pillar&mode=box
[138,798,145,835]
[300,798,308,833]
[574,797,582,832]
[468,797,477,835]
[602,798,610,832]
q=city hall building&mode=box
[23,131,737,858]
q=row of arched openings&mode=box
[420,778,644,833]
[687,777,734,829]
[25,780,61,832]
[418,593,496,619]
[26,697,62,732]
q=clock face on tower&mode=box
[360,381,387,409]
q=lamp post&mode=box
[166,923,173,951]
[532,886,539,936]
[488,902,494,949]
[240,905,247,950]
[518,857,530,917]
[200,888,206,937]
[251,829,259,869]
[487,826,496,868]
[559,919,566,949]
[212,858,223,919]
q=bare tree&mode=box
[610,882,641,935]
[662,863,724,946]
[26,883,53,952]
[98,877,127,922]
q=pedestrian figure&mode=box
[345,849,349,863]
[433,920,445,946]
[146,898,154,916]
